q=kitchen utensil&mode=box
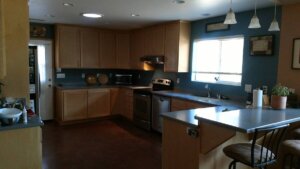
[98,74,109,85]
[0,108,22,125]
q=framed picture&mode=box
[292,38,300,69]
[250,35,274,56]
[205,22,230,33]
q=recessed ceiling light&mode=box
[63,3,74,7]
[81,13,103,18]
[131,14,140,17]
[172,0,185,4]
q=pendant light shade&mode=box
[224,0,237,24]
[248,0,261,28]
[269,0,280,31]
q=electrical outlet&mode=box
[176,78,180,84]
[56,73,65,79]
[56,68,62,73]
[245,84,252,93]
[82,73,85,79]
[138,74,141,79]
[96,73,100,77]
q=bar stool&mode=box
[223,124,289,169]
[282,140,300,169]
[292,128,300,139]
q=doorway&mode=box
[29,40,54,120]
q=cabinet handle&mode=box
[186,127,199,139]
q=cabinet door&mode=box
[88,89,110,118]
[0,0,5,79]
[130,30,144,70]
[144,25,165,56]
[164,22,180,72]
[99,30,116,68]
[80,28,100,68]
[55,25,80,68]
[63,89,87,121]
[110,88,120,115]
[116,32,130,69]
[119,88,133,120]
[164,21,190,72]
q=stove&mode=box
[133,79,173,131]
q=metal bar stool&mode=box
[282,128,300,169]
[223,124,289,169]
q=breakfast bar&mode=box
[162,104,300,169]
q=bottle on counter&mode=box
[23,107,27,124]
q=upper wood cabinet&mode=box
[164,21,190,72]
[116,32,130,69]
[80,28,100,68]
[130,29,145,70]
[0,0,6,79]
[55,25,81,68]
[87,88,110,118]
[99,30,116,68]
[144,25,165,56]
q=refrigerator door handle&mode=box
[38,73,41,98]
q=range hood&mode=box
[140,55,164,64]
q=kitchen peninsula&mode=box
[159,91,300,169]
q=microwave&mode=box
[115,74,132,85]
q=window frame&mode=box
[191,35,244,86]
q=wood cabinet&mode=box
[144,25,165,55]
[164,21,190,72]
[171,98,213,112]
[118,88,133,120]
[110,88,120,115]
[80,28,100,68]
[56,88,111,123]
[63,89,88,121]
[0,127,42,169]
[130,29,145,70]
[0,0,6,79]
[55,25,80,68]
[116,32,130,69]
[87,88,110,118]
[99,30,116,68]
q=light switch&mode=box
[82,73,85,79]
[56,73,65,79]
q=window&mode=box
[191,36,244,86]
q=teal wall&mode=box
[175,7,281,100]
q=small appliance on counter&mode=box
[133,78,173,131]
[114,74,132,85]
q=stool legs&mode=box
[229,160,236,169]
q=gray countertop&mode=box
[194,108,300,133]
[56,84,151,90]
[152,90,245,108]
[0,115,44,132]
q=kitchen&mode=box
[1,0,300,169]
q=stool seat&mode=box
[223,143,274,166]
[292,128,300,139]
[282,140,300,156]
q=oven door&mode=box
[133,93,152,130]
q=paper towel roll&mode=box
[253,89,263,108]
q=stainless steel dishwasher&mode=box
[152,95,170,132]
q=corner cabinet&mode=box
[116,32,130,69]
[0,0,6,79]
[55,25,81,68]
[99,30,116,68]
[130,29,145,70]
[164,21,190,72]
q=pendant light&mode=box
[224,0,237,24]
[248,0,261,28]
[268,0,280,31]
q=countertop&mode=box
[0,115,44,132]
[55,84,151,90]
[152,90,245,108]
[194,108,300,133]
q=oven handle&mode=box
[136,94,150,97]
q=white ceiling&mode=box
[28,0,299,30]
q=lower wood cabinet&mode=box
[87,89,110,118]
[56,88,111,122]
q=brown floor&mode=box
[42,118,162,169]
